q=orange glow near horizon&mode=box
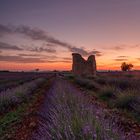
[0,62,72,71]
[1,45,140,71]
[0,58,140,71]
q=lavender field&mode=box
[0,72,52,92]
[30,78,135,140]
[0,71,140,140]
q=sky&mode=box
[0,0,140,71]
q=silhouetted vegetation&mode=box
[121,62,133,71]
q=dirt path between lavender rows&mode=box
[29,76,140,140]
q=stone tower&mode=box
[72,53,96,76]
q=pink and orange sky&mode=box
[0,0,140,71]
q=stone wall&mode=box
[72,53,96,76]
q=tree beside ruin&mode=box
[121,62,133,71]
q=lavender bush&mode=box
[114,90,138,109]
[0,72,52,92]
[36,82,125,140]
[77,75,140,117]
[0,78,45,113]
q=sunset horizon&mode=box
[0,0,140,71]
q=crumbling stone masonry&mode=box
[72,53,96,76]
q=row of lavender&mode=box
[95,76,140,114]
[71,74,140,117]
[0,78,45,113]
[0,72,51,92]
[32,80,132,140]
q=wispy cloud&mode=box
[18,53,41,57]
[111,46,124,51]
[62,57,71,60]
[0,24,101,56]
[46,43,55,47]
[18,53,58,59]
[0,42,23,51]
[136,58,140,61]
[107,44,140,51]
[0,54,71,63]
[46,60,71,63]
[29,47,56,53]
[90,50,102,56]
[0,41,56,53]
[0,55,45,63]
[15,25,98,56]
[117,56,128,58]
[0,24,12,37]
[114,58,128,61]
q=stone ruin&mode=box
[72,53,96,76]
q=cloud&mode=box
[108,44,140,51]
[0,42,56,53]
[16,26,91,56]
[0,24,12,37]
[0,42,23,51]
[0,54,71,64]
[46,60,71,63]
[0,24,101,56]
[112,46,124,50]
[0,55,45,63]
[59,60,71,63]
[68,47,89,56]
[117,56,128,58]
[18,53,58,59]
[90,50,102,56]
[66,47,102,56]
[29,47,56,53]
[114,58,128,61]
[18,53,41,57]
[22,43,56,53]
[46,43,55,47]
[62,57,71,60]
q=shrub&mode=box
[85,81,98,90]
[62,73,74,79]
[114,91,137,109]
[130,97,140,114]
[68,75,75,80]
[106,78,132,90]
[75,77,99,90]
[125,74,133,78]
[105,78,140,90]
[84,75,96,80]
[95,77,106,85]
[98,86,116,101]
